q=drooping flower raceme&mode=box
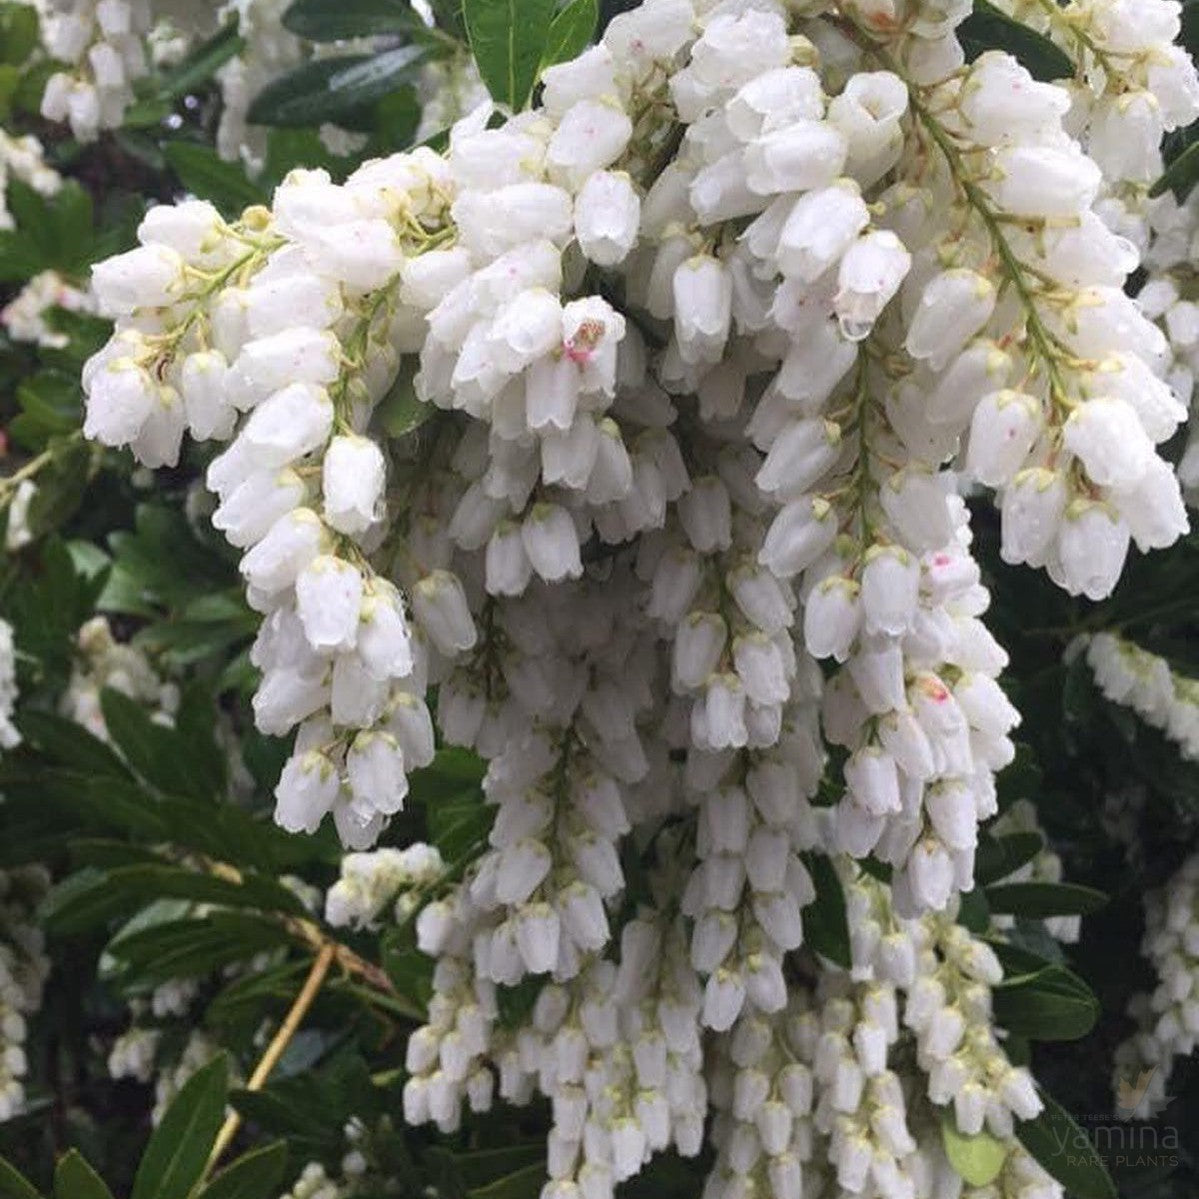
[77,0,1198,1193]
[0,865,51,1121]
[0,620,20,751]
[1086,632,1199,760]
[40,0,154,142]
[1113,852,1199,1120]
[0,130,62,232]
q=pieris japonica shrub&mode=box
[0,0,1196,1197]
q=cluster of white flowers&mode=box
[0,865,50,1120]
[1085,632,1199,760]
[1113,852,1199,1120]
[0,620,19,750]
[403,849,1057,1199]
[148,1028,226,1122]
[280,1130,397,1199]
[279,1163,355,1199]
[215,0,303,168]
[1138,190,1199,500]
[108,1002,229,1121]
[325,842,445,929]
[60,615,179,741]
[40,0,153,142]
[3,481,36,553]
[993,0,1197,212]
[1,269,94,349]
[0,130,61,231]
[76,0,1199,1189]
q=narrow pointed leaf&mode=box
[131,1055,229,1199]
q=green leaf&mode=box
[449,1146,547,1191]
[163,142,266,217]
[26,437,91,536]
[206,960,312,1029]
[131,1055,229,1199]
[974,831,1044,886]
[44,862,306,937]
[283,0,420,40]
[377,363,432,438]
[941,1111,1008,1187]
[381,926,434,1012]
[992,965,1100,1041]
[99,687,205,798]
[107,913,291,988]
[1016,1091,1118,1199]
[54,1151,114,1199]
[464,0,556,110]
[1150,135,1199,201]
[0,1158,43,1199]
[247,46,427,127]
[15,709,132,779]
[542,0,598,68]
[955,887,990,935]
[801,854,851,969]
[6,179,95,274]
[0,3,39,67]
[42,867,144,937]
[466,1161,546,1199]
[958,0,1073,81]
[196,1142,288,1199]
[0,63,20,121]
[157,21,245,99]
[984,881,1108,919]
[0,227,44,280]
[995,742,1041,811]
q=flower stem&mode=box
[204,942,336,1180]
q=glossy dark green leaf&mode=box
[163,142,266,217]
[283,0,419,40]
[0,1158,43,1199]
[247,46,427,126]
[15,709,132,779]
[53,1151,114,1199]
[466,1161,546,1199]
[992,965,1100,1041]
[196,1142,288,1199]
[107,913,291,988]
[801,854,851,969]
[958,0,1073,81]
[157,21,245,98]
[99,687,206,798]
[44,861,306,937]
[42,867,145,936]
[0,3,39,67]
[26,437,90,536]
[975,832,1044,886]
[1017,1091,1118,1199]
[542,0,598,68]
[464,0,556,109]
[995,742,1041,811]
[984,881,1108,919]
[955,887,990,934]
[380,926,434,1012]
[1150,135,1199,201]
[131,1055,229,1199]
